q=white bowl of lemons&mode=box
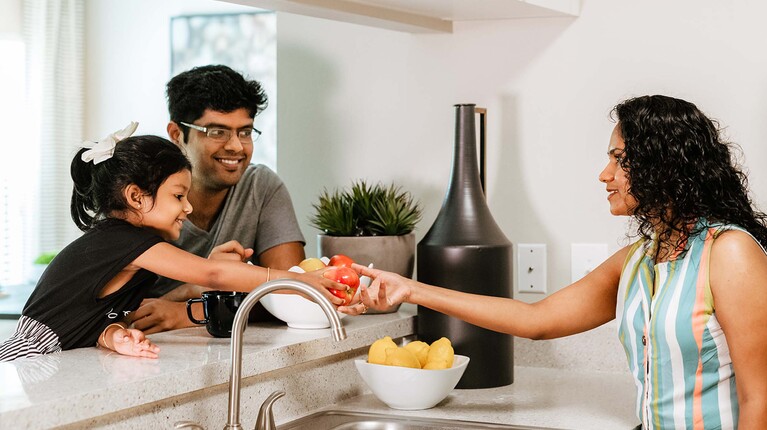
[354,336,469,410]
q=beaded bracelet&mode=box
[100,323,125,350]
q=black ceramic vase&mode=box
[417,104,513,389]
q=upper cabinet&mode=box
[220,0,581,33]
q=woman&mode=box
[347,95,767,429]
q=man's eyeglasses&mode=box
[180,122,262,143]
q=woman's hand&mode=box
[208,240,254,262]
[109,327,160,359]
[339,263,413,315]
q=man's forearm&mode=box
[161,284,212,301]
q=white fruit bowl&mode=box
[260,292,346,329]
[354,355,470,410]
[260,258,370,329]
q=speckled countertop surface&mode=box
[312,366,639,429]
[0,306,415,428]
[1,304,639,429]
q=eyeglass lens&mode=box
[206,128,260,142]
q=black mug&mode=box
[186,291,248,338]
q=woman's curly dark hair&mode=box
[612,95,767,254]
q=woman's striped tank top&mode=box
[616,221,764,429]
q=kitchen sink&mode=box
[278,410,562,430]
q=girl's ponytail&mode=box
[70,147,97,231]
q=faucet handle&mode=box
[254,390,286,430]
[173,420,204,429]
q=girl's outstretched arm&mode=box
[98,323,160,359]
[347,246,629,340]
[132,242,345,305]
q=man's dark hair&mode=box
[166,65,268,141]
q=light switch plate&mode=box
[517,244,546,294]
[571,243,608,283]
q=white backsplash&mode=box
[513,320,629,372]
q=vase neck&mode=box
[449,104,484,197]
[418,104,509,246]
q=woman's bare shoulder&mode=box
[710,228,767,296]
[711,228,766,260]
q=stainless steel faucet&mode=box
[224,279,347,430]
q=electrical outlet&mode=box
[517,244,546,294]
[571,243,608,283]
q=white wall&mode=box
[276,0,767,300]
[83,0,256,139]
[85,0,767,300]
[0,0,21,38]
[276,12,416,257]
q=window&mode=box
[0,38,36,286]
[0,0,83,312]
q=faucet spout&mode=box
[223,279,347,430]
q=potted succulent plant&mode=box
[310,180,422,282]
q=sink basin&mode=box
[278,410,562,430]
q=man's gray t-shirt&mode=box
[150,164,305,296]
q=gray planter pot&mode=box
[317,233,415,314]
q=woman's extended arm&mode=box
[710,230,767,428]
[351,246,629,340]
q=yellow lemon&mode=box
[423,359,450,370]
[404,341,430,368]
[368,336,397,365]
[426,337,454,368]
[384,346,421,369]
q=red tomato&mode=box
[329,254,355,268]
[323,266,360,306]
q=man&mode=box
[129,65,306,333]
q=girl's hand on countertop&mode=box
[111,327,160,359]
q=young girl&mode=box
[350,96,767,429]
[0,123,344,362]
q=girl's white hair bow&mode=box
[81,121,139,164]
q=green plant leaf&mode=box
[34,251,58,265]
[310,180,422,236]
[309,189,357,236]
[368,184,422,235]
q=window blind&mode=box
[23,0,84,264]
[0,0,84,285]
[0,39,30,285]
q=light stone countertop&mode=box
[0,303,640,429]
[0,306,416,428]
[313,366,639,430]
